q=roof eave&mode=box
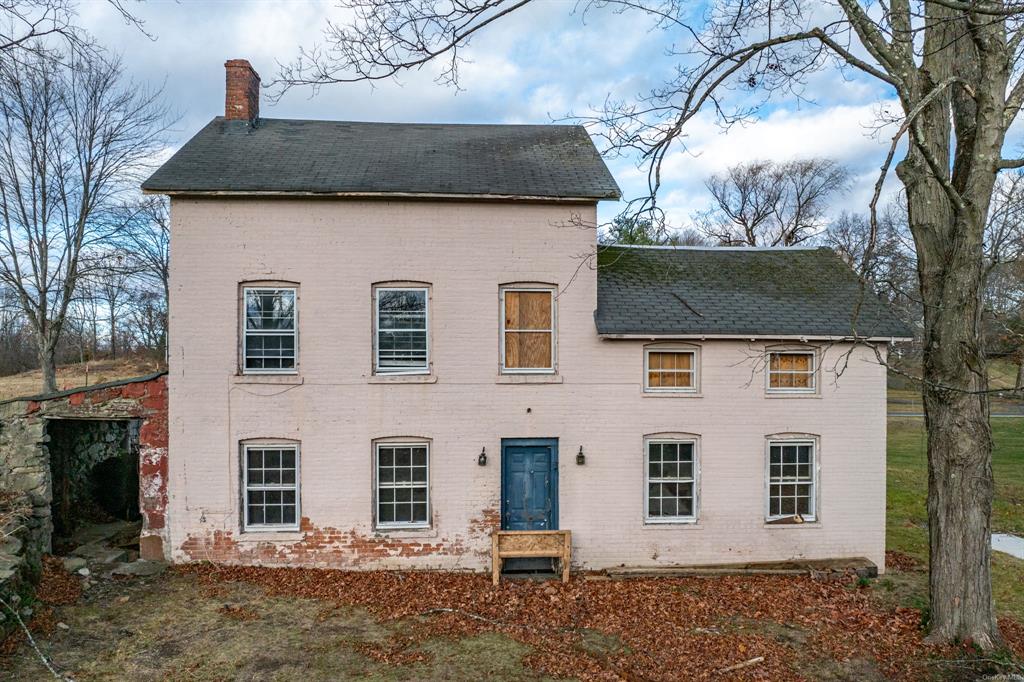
[597,332,914,343]
[141,188,618,202]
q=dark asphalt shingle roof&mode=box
[142,117,621,199]
[596,246,913,339]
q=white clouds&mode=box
[600,100,903,226]
[76,0,905,228]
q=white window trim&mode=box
[765,349,816,394]
[241,286,299,375]
[374,286,430,376]
[643,437,699,524]
[643,346,699,393]
[764,438,819,522]
[242,443,301,532]
[499,287,556,374]
[374,441,431,530]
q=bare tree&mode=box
[0,48,166,392]
[278,0,1024,647]
[1,0,150,60]
[697,158,849,246]
[84,249,136,359]
[825,207,920,316]
[601,214,707,246]
[119,196,170,313]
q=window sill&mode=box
[496,374,563,384]
[236,530,303,542]
[232,374,304,386]
[763,519,820,528]
[764,392,820,399]
[642,520,702,529]
[367,374,437,384]
[642,391,702,398]
[373,527,436,538]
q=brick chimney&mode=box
[224,59,260,122]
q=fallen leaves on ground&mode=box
[179,564,1024,681]
[884,551,921,573]
[34,556,80,606]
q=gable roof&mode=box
[596,245,913,340]
[142,117,621,200]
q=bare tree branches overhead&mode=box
[1,0,151,62]
[0,48,168,392]
[281,0,1024,648]
[696,158,849,246]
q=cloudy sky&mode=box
[79,0,920,226]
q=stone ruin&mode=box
[0,373,168,606]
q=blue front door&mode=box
[501,439,558,531]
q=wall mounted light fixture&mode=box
[478,447,487,466]
[576,446,585,465]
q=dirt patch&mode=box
[217,603,259,621]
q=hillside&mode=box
[0,357,166,402]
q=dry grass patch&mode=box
[0,356,164,401]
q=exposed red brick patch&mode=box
[179,515,497,567]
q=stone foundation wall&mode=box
[0,403,48,574]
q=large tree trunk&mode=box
[922,343,998,647]
[109,309,117,359]
[38,339,57,394]
[895,5,1007,647]
[903,172,1003,648]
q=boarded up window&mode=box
[503,290,553,370]
[646,350,696,390]
[767,351,815,390]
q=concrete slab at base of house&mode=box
[606,557,878,580]
[993,533,1024,560]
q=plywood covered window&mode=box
[242,287,297,373]
[242,444,299,531]
[501,288,554,373]
[645,348,697,392]
[767,350,815,392]
[766,440,816,521]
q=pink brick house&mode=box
[142,60,910,574]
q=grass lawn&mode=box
[885,416,1024,621]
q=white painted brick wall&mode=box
[167,198,888,572]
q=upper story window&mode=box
[375,441,430,529]
[242,286,297,374]
[501,287,555,373]
[645,346,698,393]
[242,443,300,531]
[766,440,817,522]
[766,350,816,393]
[375,287,429,374]
[645,438,698,523]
